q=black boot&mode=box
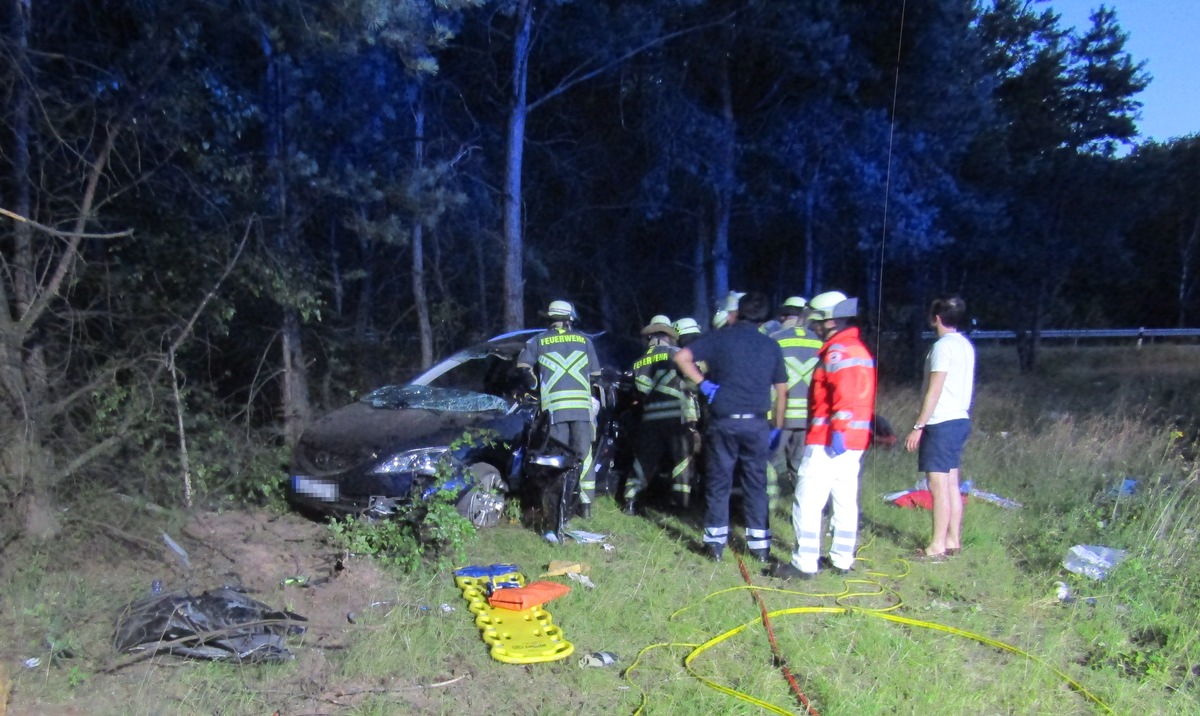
[749,548,771,563]
[705,544,724,562]
[622,499,637,516]
[577,503,592,519]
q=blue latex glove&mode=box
[826,431,847,457]
[768,428,783,452]
[699,379,720,404]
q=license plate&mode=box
[292,476,339,502]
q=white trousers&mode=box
[789,445,863,573]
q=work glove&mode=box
[699,379,720,404]
[825,431,847,458]
[768,428,783,452]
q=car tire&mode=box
[456,464,505,528]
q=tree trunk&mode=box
[11,0,33,319]
[474,231,490,333]
[501,0,532,331]
[1178,212,1200,327]
[280,310,311,443]
[353,212,374,345]
[1017,280,1046,374]
[329,221,344,318]
[411,91,433,369]
[710,52,734,303]
[692,223,709,324]
[803,183,817,297]
[261,26,311,444]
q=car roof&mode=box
[407,329,541,386]
[408,328,611,386]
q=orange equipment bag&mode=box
[891,489,968,510]
[487,581,571,611]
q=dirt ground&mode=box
[2,508,413,716]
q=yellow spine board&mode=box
[454,570,575,664]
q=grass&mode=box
[6,343,1200,714]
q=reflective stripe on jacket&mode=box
[806,327,876,450]
[517,326,599,424]
[769,326,823,429]
[632,344,690,422]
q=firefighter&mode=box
[516,300,602,517]
[673,317,702,348]
[772,291,876,579]
[711,291,745,330]
[674,292,787,562]
[673,317,705,487]
[623,316,695,513]
[766,297,823,511]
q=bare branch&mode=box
[17,123,122,335]
[528,13,736,113]
[165,219,253,359]
[0,206,133,240]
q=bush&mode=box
[327,476,476,572]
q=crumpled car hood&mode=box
[292,394,520,477]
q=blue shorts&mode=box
[917,419,971,473]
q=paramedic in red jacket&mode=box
[772,291,876,579]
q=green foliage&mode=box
[327,490,474,573]
[326,429,500,570]
[328,465,477,573]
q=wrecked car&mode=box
[287,329,626,526]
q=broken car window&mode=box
[361,384,511,413]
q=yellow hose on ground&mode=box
[623,540,1114,715]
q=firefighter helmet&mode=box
[808,291,858,320]
[640,314,677,338]
[673,317,701,336]
[780,296,808,316]
[545,300,577,320]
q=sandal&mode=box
[912,548,947,563]
[579,651,619,668]
[946,547,962,557]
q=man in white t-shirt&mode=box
[904,296,976,560]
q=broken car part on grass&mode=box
[114,587,307,663]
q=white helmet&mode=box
[723,291,747,312]
[808,291,858,320]
[712,309,730,329]
[673,317,701,336]
[545,299,577,320]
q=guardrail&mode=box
[920,328,1200,342]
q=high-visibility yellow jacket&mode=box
[769,325,823,429]
[517,326,599,424]
[631,344,694,424]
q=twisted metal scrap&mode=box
[113,587,306,663]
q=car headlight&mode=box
[371,447,451,476]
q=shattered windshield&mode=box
[360,384,511,413]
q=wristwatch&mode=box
[913,424,925,430]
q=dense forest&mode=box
[2,0,1197,542]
